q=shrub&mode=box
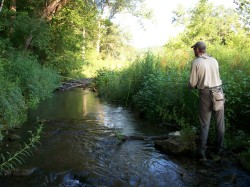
[133,67,199,125]
[0,51,60,135]
[5,52,60,108]
[0,81,27,129]
[0,59,26,130]
[225,130,249,152]
[238,148,250,171]
[95,53,160,105]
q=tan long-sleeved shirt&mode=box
[189,54,222,89]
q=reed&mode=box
[94,46,250,153]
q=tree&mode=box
[1,0,150,76]
[24,0,71,49]
[0,0,50,53]
[170,0,245,47]
[47,0,99,75]
[87,0,149,54]
[234,0,250,30]
[89,0,146,19]
[100,19,126,58]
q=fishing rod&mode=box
[165,81,230,86]
[165,81,187,84]
[164,81,230,98]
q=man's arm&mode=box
[188,62,198,89]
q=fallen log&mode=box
[57,78,93,91]
[61,77,86,85]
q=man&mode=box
[188,41,225,160]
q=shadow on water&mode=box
[1,88,250,187]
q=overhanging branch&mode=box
[25,0,70,50]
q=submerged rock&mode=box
[168,131,181,137]
[154,136,196,156]
[3,168,38,176]
[8,134,21,141]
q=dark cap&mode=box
[191,41,206,49]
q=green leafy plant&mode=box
[238,148,250,171]
[5,52,60,108]
[225,130,249,152]
[0,124,43,175]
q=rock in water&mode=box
[155,137,196,156]
[8,134,21,141]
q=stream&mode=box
[1,88,250,187]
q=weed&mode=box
[0,124,43,175]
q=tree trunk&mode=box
[0,0,5,12]
[25,0,70,50]
[8,0,16,36]
[42,0,70,20]
[82,29,86,60]
[10,0,16,12]
[96,19,101,55]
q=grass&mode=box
[94,46,250,157]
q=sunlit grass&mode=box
[80,58,132,78]
[94,46,250,155]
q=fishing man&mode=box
[188,41,225,160]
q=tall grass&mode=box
[95,52,199,125]
[94,53,160,104]
[209,45,250,128]
[94,47,250,153]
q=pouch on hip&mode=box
[211,90,224,111]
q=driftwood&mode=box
[57,78,93,91]
[61,76,86,84]
[120,135,169,141]
[58,82,85,91]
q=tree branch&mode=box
[25,0,70,50]
[42,0,71,20]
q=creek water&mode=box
[1,88,250,187]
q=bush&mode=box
[238,148,250,171]
[0,81,27,129]
[0,59,27,130]
[5,52,60,108]
[0,51,60,135]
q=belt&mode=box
[203,86,222,93]
[204,85,222,89]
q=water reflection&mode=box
[29,89,103,120]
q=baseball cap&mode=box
[191,41,206,49]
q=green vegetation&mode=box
[0,51,60,133]
[94,0,250,169]
[0,0,250,171]
[0,0,149,172]
[0,0,148,135]
[0,124,43,175]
